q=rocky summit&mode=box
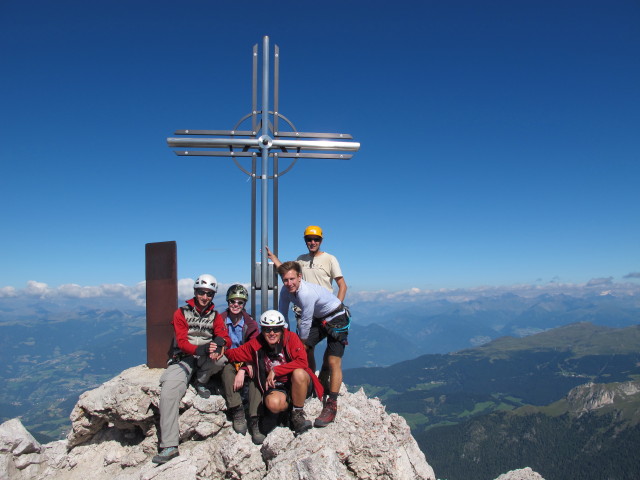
[0,365,544,480]
[1,365,435,479]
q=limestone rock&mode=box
[566,380,640,415]
[493,466,545,480]
[1,364,436,480]
[0,418,41,455]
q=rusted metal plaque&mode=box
[145,241,177,368]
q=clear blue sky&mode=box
[1,0,639,295]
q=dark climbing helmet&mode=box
[226,284,249,302]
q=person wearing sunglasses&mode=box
[265,225,347,382]
[266,225,347,303]
[153,274,231,465]
[224,310,324,443]
[216,284,262,443]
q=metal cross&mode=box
[167,36,360,317]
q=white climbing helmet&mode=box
[259,310,287,328]
[193,274,218,293]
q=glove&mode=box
[195,342,211,356]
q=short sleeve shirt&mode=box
[296,252,343,292]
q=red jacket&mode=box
[172,299,231,356]
[226,329,324,399]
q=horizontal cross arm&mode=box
[171,151,257,157]
[271,139,360,151]
[275,152,352,159]
[172,151,351,159]
[167,137,360,152]
[167,137,260,148]
[173,129,255,136]
[274,131,353,140]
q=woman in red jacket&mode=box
[225,310,323,443]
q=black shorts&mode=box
[264,376,313,403]
[305,313,349,358]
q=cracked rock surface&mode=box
[1,365,436,480]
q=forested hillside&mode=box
[345,323,640,480]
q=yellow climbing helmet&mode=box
[303,225,323,238]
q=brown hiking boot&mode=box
[230,405,247,435]
[314,397,337,427]
[290,409,312,435]
[249,416,266,445]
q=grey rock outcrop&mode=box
[566,380,640,415]
[1,365,436,480]
[494,467,545,480]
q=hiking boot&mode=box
[314,397,337,427]
[195,383,211,398]
[290,409,312,435]
[152,446,179,464]
[249,416,266,445]
[230,405,247,435]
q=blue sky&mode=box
[1,0,639,302]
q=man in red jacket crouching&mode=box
[225,310,324,444]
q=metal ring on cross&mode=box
[230,111,300,178]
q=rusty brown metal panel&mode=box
[145,241,177,368]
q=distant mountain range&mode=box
[1,288,639,446]
[344,323,640,480]
[349,290,640,358]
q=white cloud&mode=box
[2,277,639,310]
[346,277,640,305]
[178,278,195,302]
[0,279,253,309]
[2,280,147,307]
[0,286,17,298]
[25,280,51,297]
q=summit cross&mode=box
[167,36,360,317]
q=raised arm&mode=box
[335,276,347,303]
[264,245,282,268]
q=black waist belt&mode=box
[315,304,345,322]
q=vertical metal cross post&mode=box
[167,36,360,317]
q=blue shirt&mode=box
[278,279,342,340]
[225,316,245,349]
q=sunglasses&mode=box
[304,236,322,243]
[262,326,284,334]
[229,299,245,306]
[196,289,214,297]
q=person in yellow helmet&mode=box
[266,225,347,303]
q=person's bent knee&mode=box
[291,368,310,385]
[264,391,288,413]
